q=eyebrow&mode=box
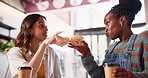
[38,21,44,24]
[38,21,47,26]
[104,17,109,23]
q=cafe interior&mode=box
[0,0,148,78]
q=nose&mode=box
[105,27,108,32]
[45,26,48,31]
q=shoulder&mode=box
[7,47,22,55]
[137,30,148,38]
[135,30,148,42]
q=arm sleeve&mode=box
[53,50,61,78]
[81,54,105,78]
[132,31,148,78]
[7,47,28,77]
[46,46,61,78]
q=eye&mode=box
[107,22,110,25]
[39,24,44,27]
[105,21,110,25]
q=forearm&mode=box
[26,43,46,77]
[81,53,105,78]
[134,36,148,77]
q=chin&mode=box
[109,36,116,40]
[43,37,46,40]
[41,37,46,41]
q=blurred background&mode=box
[0,0,147,78]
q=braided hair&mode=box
[108,0,142,27]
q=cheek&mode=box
[32,30,43,38]
[109,21,120,33]
[108,25,114,33]
[108,26,119,39]
[33,31,40,36]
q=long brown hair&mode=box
[15,14,46,54]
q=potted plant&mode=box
[0,39,14,54]
[0,39,14,78]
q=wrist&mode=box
[40,42,47,47]
[81,53,92,58]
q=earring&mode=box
[120,21,123,26]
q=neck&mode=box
[119,29,133,43]
[29,38,41,54]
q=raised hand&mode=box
[68,41,91,57]
[42,31,63,45]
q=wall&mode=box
[0,2,26,38]
[145,0,148,25]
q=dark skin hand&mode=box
[112,68,128,78]
[68,40,129,78]
[68,41,91,57]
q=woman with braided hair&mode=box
[69,0,148,78]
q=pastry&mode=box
[71,35,84,46]
[56,37,70,47]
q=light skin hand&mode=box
[112,68,128,78]
[42,31,63,45]
[68,41,91,57]
[28,31,63,77]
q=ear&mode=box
[119,16,126,23]
[119,16,126,26]
[29,29,33,34]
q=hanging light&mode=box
[36,0,49,11]
[53,0,66,8]
[88,0,100,3]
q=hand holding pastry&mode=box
[55,35,84,47]
[70,35,84,46]
[68,40,91,57]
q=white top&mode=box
[7,46,61,78]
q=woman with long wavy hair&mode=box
[7,14,62,78]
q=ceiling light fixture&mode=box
[36,0,49,11]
